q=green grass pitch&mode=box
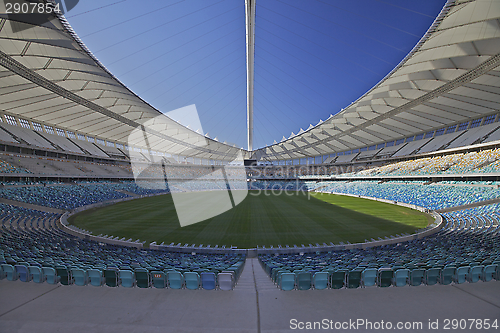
[69,191,433,249]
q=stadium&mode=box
[0,0,500,332]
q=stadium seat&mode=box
[440,267,455,285]
[425,268,440,286]
[201,272,217,290]
[88,269,104,287]
[218,272,234,291]
[330,270,346,289]
[410,269,425,286]
[468,266,484,283]
[29,266,44,283]
[184,272,201,290]
[135,268,150,288]
[55,266,71,285]
[377,268,393,287]
[454,266,469,284]
[296,272,312,290]
[119,270,135,288]
[280,273,295,291]
[14,265,31,282]
[393,269,410,287]
[42,267,60,285]
[151,271,167,289]
[104,269,119,287]
[71,268,88,286]
[361,268,377,287]
[347,270,362,289]
[1,264,17,281]
[312,272,328,290]
[482,265,498,282]
[167,271,184,289]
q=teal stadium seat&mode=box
[151,271,167,288]
[71,268,88,286]
[1,264,17,281]
[167,271,184,289]
[119,270,135,288]
[393,269,410,287]
[361,268,377,287]
[88,269,104,286]
[280,273,295,291]
[313,272,328,290]
[482,264,498,282]
[440,267,455,285]
[455,266,469,284]
[29,266,44,283]
[184,272,200,290]
[42,267,60,285]
[425,268,440,285]
[468,266,484,283]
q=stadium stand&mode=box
[259,204,500,290]
[0,203,245,290]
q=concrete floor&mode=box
[1,259,499,333]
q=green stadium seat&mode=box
[330,270,346,289]
[135,268,150,288]
[184,272,200,290]
[347,270,362,289]
[296,272,312,290]
[410,269,425,286]
[425,268,440,286]
[377,268,393,287]
[104,269,119,287]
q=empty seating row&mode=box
[0,264,241,290]
[266,265,499,291]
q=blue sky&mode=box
[65,0,447,150]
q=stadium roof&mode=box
[0,3,244,161]
[253,0,500,161]
[0,0,499,162]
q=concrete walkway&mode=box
[1,259,499,332]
